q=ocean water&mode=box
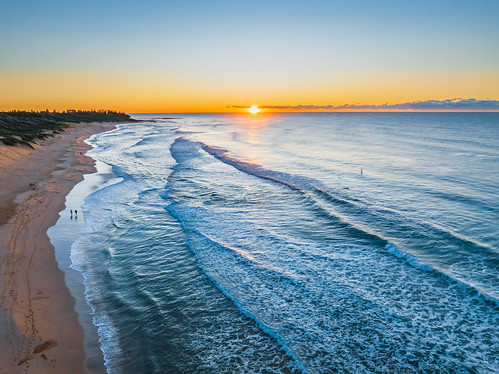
[72,113,498,373]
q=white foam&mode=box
[385,243,433,272]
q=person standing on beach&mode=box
[75,209,78,218]
[70,209,73,218]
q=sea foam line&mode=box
[189,138,499,306]
[165,203,308,374]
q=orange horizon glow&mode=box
[1,69,498,114]
[2,101,498,114]
[1,106,498,114]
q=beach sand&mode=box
[0,122,116,373]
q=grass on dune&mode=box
[0,110,135,147]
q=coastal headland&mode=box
[0,112,131,373]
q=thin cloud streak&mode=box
[231,99,499,111]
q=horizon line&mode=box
[127,110,499,114]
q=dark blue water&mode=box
[72,113,498,373]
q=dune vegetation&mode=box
[0,110,134,147]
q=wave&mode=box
[71,238,123,373]
[166,203,308,373]
[385,243,433,271]
[201,142,319,191]
[164,177,499,371]
[202,139,485,253]
[385,243,498,306]
[312,187,496,260]
[428,189,499,217]
[170,138,498,305]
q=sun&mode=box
[248,105,260,114]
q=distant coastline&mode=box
[0,110,135,147]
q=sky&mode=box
[1,0,498,112]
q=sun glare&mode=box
[248,105,260,114]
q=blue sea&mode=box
[65,113,498,373]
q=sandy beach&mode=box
[0,122,116,373]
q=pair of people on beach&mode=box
[70,209,78,218]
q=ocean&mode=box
[61,113,499,373]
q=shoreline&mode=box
[0,122,118,373]
[48,158,123,374]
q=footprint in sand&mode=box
[33,340,58,354]
[17,339,59,366]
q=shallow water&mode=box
[71,113,498,373]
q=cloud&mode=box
[230,98,499,111]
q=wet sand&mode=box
[0,122,117,373]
